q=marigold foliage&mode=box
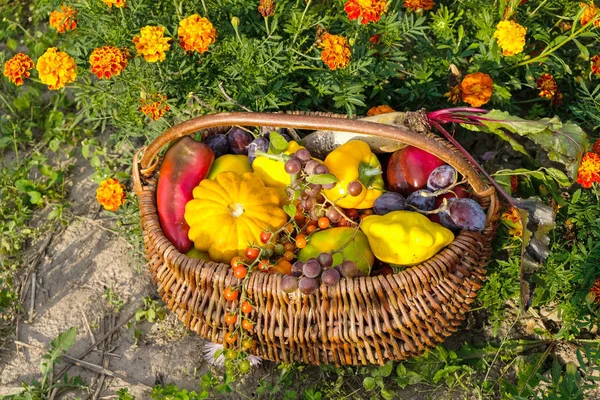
[460,72,493,107]
[178,15,217,54]
[591,55,600,75]
[101,0,126,8]
[344,0,389,24]
[36,47,77,90]
[580,2,600,27]
[367,105,394,116]
[3,53,34,86]
[536,73,558,99]
[133,26,171,62]
[403,0,434,11]
[89,46,128,79]
[576,152,600,188]
[494,20,527,56]
[96,178,126,211]
[319,33,351,70]
[139,94,170,121]
[49,4,77,33]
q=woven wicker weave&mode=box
[132,112,500,366]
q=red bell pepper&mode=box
[157,137,214,253]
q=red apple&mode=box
[387,146,446,196]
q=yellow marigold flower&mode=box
[96,178,126,211]
[139,94,170,121]
[501,207,522,237]
[89,46,128,79]
[591,55,600,75]
[3,53,34,86]
[49,4,77,33]
[536,73,558,99]
[367,105,395,116]
[493,20,527,56]
[460,72,493,107]
[580,2,600,27]
[576,152,600,189]
[36,47,77,90]
[101,0,126,8]
[178,15,217,54]
[319,33,351,70]
[444,85,462,104]
[403,0,434,11]
[133,26,171,62]
[258,0,275,18]
[344,0,389,24]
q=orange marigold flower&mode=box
[133,26,171,62]
[96,178,126,211]
[404,0,434,11]
[101,0,126,8]
[580,2,600,27]
[590,278,600,304]
[460,72,493,107]
[444,85,462,104]
[258,0,275,18]
[494,20,527,56]
[370,34,382,44]
[139,94,170,121]
[344,0,389,24]
[49,4,77,33]
[576,152,600,188]
[591,138,600,155]
[536,73,558,99]
[36,47,77,90]
[89,46,128,79]
[501,207,523,237]
[591,55,600,75]
[3,53,34,86]
[319,33,351,70]
[178,15,217,54]
[367,105,395,116]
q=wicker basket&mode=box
[132,112,500,366]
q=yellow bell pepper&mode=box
[323,141,384,209]
[252,141,304,205]
[207,154,252,180]
[360,211,454,266]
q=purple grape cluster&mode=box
[281,253,358,295]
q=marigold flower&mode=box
[550,90,563,107]
[580,2,600,27]
[96,178,126,211]
[101,0,126,8]
[591,138,600,155]
[591,55,600,75]
[367,105,395,116]
[403,0,434,11]
[370,34,382,44]
[36,47,77,90]
[178,15,217,54]
[258,0,275,17]
[139,94,170,121]
[444,85,462,104]
[49,4,77,33]
[319,33,351,70]
[590,278,600,304]
[536,73,558,99]
[493,20,527,56]
[133,26,171,62]
[576,152,600,188]
[460,72,493,107]
[344,0,389,24]
[89,46,128,79]
[501,207,522,237]
[3,53,34,86]
[510,176,519,193]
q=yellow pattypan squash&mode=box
[184,172,288,263]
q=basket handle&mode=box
[134,112,492,195]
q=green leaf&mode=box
[283,203,296,219]
[82,144,90,159]
[90,155,101,168]
[362,377,375,391]
[381,389,394,400]
[27,191,42,205]
[40,327,77,388]
[378,361,394,377]
[15,179,35,193]
[543,168,571,187]
[573,39,589,60]
[306,174,338,185]
[49,138,60,152]
[462,110,588,178]
[269,132,288,154]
